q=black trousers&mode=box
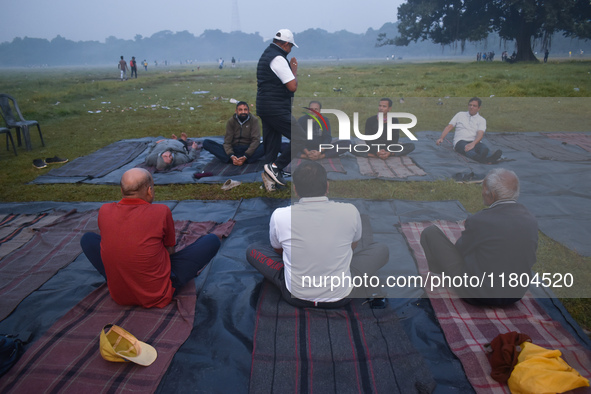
[260,113,307,170]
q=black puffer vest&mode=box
[256,43,294,117]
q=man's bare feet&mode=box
[171,134,178,140]
[180,132,188,141]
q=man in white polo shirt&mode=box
[437,97,502,164]
[246,161,389,308]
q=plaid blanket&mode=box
[0,210,99,321]
[487,133,590,162]
[0,219,234,394]
[249,282,436,393]
[173,219,236,244]
[45,140,150,178]
[356,155,426,178]
[0,212,64,260]
[0,281,196,394]
[400,221,591,393]
[546,132,591,153]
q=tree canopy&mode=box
[379,0,591,61]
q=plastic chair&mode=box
[0,127,17,156]
[0,93,44,150]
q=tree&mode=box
[378,0,591,62]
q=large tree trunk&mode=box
[515,24,539,62]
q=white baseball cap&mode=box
[274,29,298,48]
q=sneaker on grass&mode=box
[261,172,276,192]
[33,159,47,169]
[45,156,68,164]
[263,163,286,186]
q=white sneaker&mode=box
[263,163,286,186]
[261,172,276,192]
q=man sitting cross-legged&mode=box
[246,161,389,308]
[420,168,538,307]
[296,100,352,160]
[361,97,416,159]
[80,168,221,308]
[202,101,265,166]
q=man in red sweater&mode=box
[80,168,220,308]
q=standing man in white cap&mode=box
[256,29,307,189]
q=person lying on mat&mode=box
[296,100,352,160]
[436,97,502,164]
[420,168,538,307]
[361,97,415,159]
[202,101,264,166]
[144,132,199,171]
[246,160,389,308]
[80,168,221,308]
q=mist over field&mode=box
[2,23,590,67]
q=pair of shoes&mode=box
[33,159,47,169]
[221,179,241,191]
[261,172,276,192]
[487,149,503,164]
[45,156,68,164]
[263,163,286,186]
[454,171,484,184]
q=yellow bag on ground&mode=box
[508,342,589,393]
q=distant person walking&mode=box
[130,56,138,78]
[544,49,549,63]
[143,59,148,71]
[118,56,128,81]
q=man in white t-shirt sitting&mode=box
[246,161,389,308]
[437,97,502,164]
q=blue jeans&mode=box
[80,232,220,290]
[454,140,490,163]
[202,139,265,164]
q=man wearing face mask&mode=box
[202,101,264,166]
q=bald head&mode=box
[120,168,154,202]
[482,168,519,205]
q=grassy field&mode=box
[0,59,590,330]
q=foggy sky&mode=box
[0,0,403,44]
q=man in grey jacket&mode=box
[202,101,264,166]
[144,133,199,171]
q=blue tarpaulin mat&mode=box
[30,132,591,256]
[0,199,589,393]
